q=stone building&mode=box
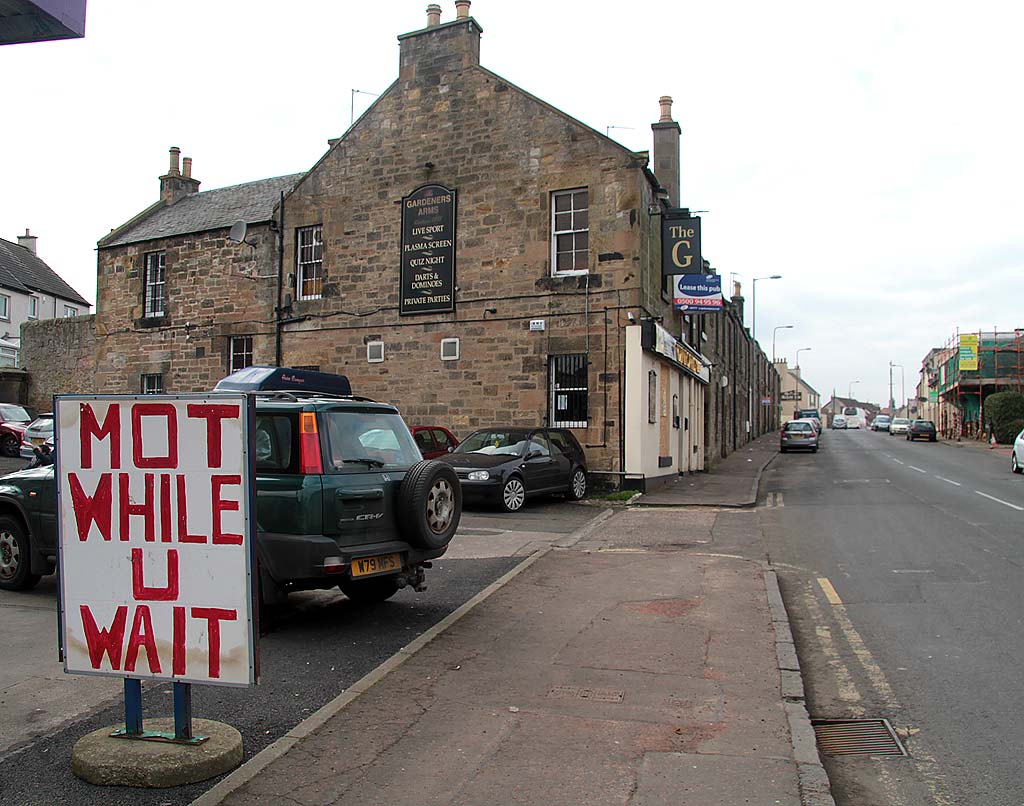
[22,2,778,489]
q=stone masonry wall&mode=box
[94,222,278,394]
[22,314,97,411]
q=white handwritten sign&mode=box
[56,395,257,687]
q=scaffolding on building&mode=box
[933,329,1024,439]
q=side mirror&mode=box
[447,446,454,453]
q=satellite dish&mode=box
[228,220,248,244]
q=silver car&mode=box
[781,420,819,453]
[19,414,54,460]
[1013,428,1024,474]
[890,417,911,436]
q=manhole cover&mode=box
[811,718,906,756]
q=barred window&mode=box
[297,225,323,300]
[141,373,163,394]
[550,354,588,428]
[143,251,166,317]
[551,189,589,274]
[229,335,254,373]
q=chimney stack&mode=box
[182,157,192,178]
[160,147,201,205]
[651,96,681,208]
[17,228,37,255]
[399,0,481,79]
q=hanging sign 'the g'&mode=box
[400,184,457,315]
[661,212,702,276]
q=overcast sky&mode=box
[2,0,1021,408]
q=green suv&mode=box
[0,367,462,604]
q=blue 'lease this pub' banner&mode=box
[673,274,722,312]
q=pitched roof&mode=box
[0,238,91,306]
[99,173,303,249]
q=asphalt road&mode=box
[761,427,1024,805]
[0,494,602,806]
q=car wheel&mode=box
[339,574,400,604]
[1,434,19,458]
[780,447,787,453]
[500,476,526,512]
[930,435,937,442]
[812,446,818,453]
[398,460,462,550]
[0,515,40,592]
[1013,452,1022,474]
[568,467,587,500]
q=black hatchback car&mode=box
[439,428,587,512]
[907,419,937,442]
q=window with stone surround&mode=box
[550,354,588,428]
[143,251,166,318]
[551,189,589,275]
[141,373,163,394]
[297,225,323,300]
[229,335,254,373]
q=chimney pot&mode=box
[168,146,181,176]
[426,3,441,26]
[659,95,673,123]
[182,157,192,178]
[455,0,471,18]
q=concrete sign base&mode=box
[71,718,242,787]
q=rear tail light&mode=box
[299,412,323,474]
[323,556,345,573]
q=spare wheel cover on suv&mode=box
[398,460,462,550]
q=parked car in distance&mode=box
[781,420,819,453]
[832,415,847,429]
[871,415,891,432]
[796,409,822,432]
[0,366,464,605]
[0,403,32,458]
[1012,428,1024,474]
[439,427,587,512]
[890,418,911,436]
[907,419,937,442]
[19,413,54,460]
[410,425,460,459]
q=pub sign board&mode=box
[661,212,702,276]
[400,184,456,315]
[55,394,258,687]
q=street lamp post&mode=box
[772,325,794,363]
[751,274,782,342]
[890,364,905,415]
[848,380,860,404]
[795,347,812,368]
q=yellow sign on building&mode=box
[959,334,979,371]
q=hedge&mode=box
[984,391,1024,443]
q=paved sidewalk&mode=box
[193,495,834,806]
[633,432,779,507]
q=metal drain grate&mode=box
[811,719,907,756]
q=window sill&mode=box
[138,316,169,329]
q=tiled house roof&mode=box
[0,238,90,306]
[98,173,303,249]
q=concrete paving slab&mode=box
[633,752,802,805]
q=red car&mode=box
[410,426,459,459]
[0,403,32,457]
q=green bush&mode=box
[999,417,1024,445]
[984,391,1024,443]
